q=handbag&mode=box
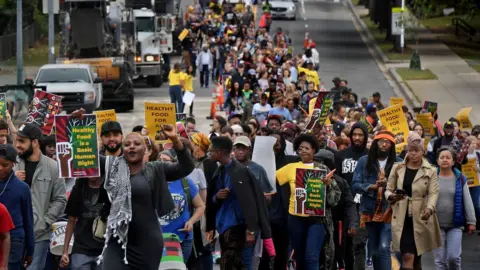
[382,205,393,224]
[92,216,106,240]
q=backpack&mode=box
[180,177,193,216]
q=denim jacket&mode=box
[352,156,401,215]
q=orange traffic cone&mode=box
[216,83,225,110]
[207,87,217,120]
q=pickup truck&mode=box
[32,64,103,113]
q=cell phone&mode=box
[395,189,406,195]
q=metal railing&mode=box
[452,17,477,41]
[0,24,41,62]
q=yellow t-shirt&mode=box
[182,73,193,92]
[298,66,320,90]
[276,161,316,217]
[169,70,182,86]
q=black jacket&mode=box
[206,159,271,239]
[332,175,358,229]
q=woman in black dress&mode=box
[100,126,195,269]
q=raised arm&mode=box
[161,126,195,181]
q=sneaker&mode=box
[366,258,373,268]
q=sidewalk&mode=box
[351,3,480,125]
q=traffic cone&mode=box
[216,83,225,110]
[207,87,217,120]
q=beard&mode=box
[104,143,122,154]
[377,149,389,159]
[19,144,34,160]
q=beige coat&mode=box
[385,158,442,255]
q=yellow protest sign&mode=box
[144,102,176,144]
[456,107,472,131]
[463,158,479,187]
[94,110,117,136]
[389,97,404,107]
[178,29,189,41]
[377,104,409,153]
[416,113,435,136]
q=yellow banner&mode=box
[416,113,435,136]
[389,97,404,107]
[456,107,472,131]
[463,158,480,187]
[178,29,189,41]
[94,110,117,136]
[377,104,409,153]
[144,102,176,144]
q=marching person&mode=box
[386,132,442,270]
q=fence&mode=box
[0,24,41,62]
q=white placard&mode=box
[43,0,59,14]
[252,136,277,192]
[182,91,195,106]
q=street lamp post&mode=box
[16,0,23,84]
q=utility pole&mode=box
[16,0,23,84]
[48,0,55,63]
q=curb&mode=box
[345,0,409,65]
[388,67,421,108]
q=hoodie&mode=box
[334,122,369,187]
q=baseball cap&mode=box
[366,103,377,114]
[231,124,244,134]
[444,121,455,129]
[17,123,42,140]
[233,136,251,147]
[0,144,17,162]
[101,121,123,136]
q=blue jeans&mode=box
[169,85,183,113]
[181,239,193,263]
[200,64,210,87]
[9,237,24,270]
[365,222,392,270]
[71,253,102,270]
[26,240,49,270]
[288,215,326,270]
[242,233,259,270]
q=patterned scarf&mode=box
[98,156,132,265]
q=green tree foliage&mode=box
[410,0,479,19]
[0,0,46,35]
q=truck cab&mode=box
[34,64,103,113]
[134,8,165,87]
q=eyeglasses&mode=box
[378,139,392,145]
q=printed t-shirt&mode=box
[160,178,199,241]
[297,66,320,89]
[276,161,315,217]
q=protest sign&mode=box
[252,136,277,192]
[377,104,409,153]
[176,113,187,125]
[54,115,99,178]
[306,97,333,131]
[0,84,34,127]
[389,97,404,106]
[463,158,479,187]
[294,168,327,216]
[144,103,176,144]
[94,110,117,136]
[360,116,374,133]
[416,113,435,136]
[25,90,63,135]
[456,107,472,131]
[450,133,470,164]
[0,94,6,120]
[423,101,438,117]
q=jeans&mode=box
[288,215,326,270]
[433,227,463,270]
[9,237,24,270]
[200,64,210,87]
[181,239,194,263]
[365,222,391,270]
[71,253,102,270]
[242,233,259,270]
[169,85,183,113]
[200,246,213,270]
[26,240,50,270]
[219,225,247,269]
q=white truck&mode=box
[34,64,103,113]
[132,0,176,87]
